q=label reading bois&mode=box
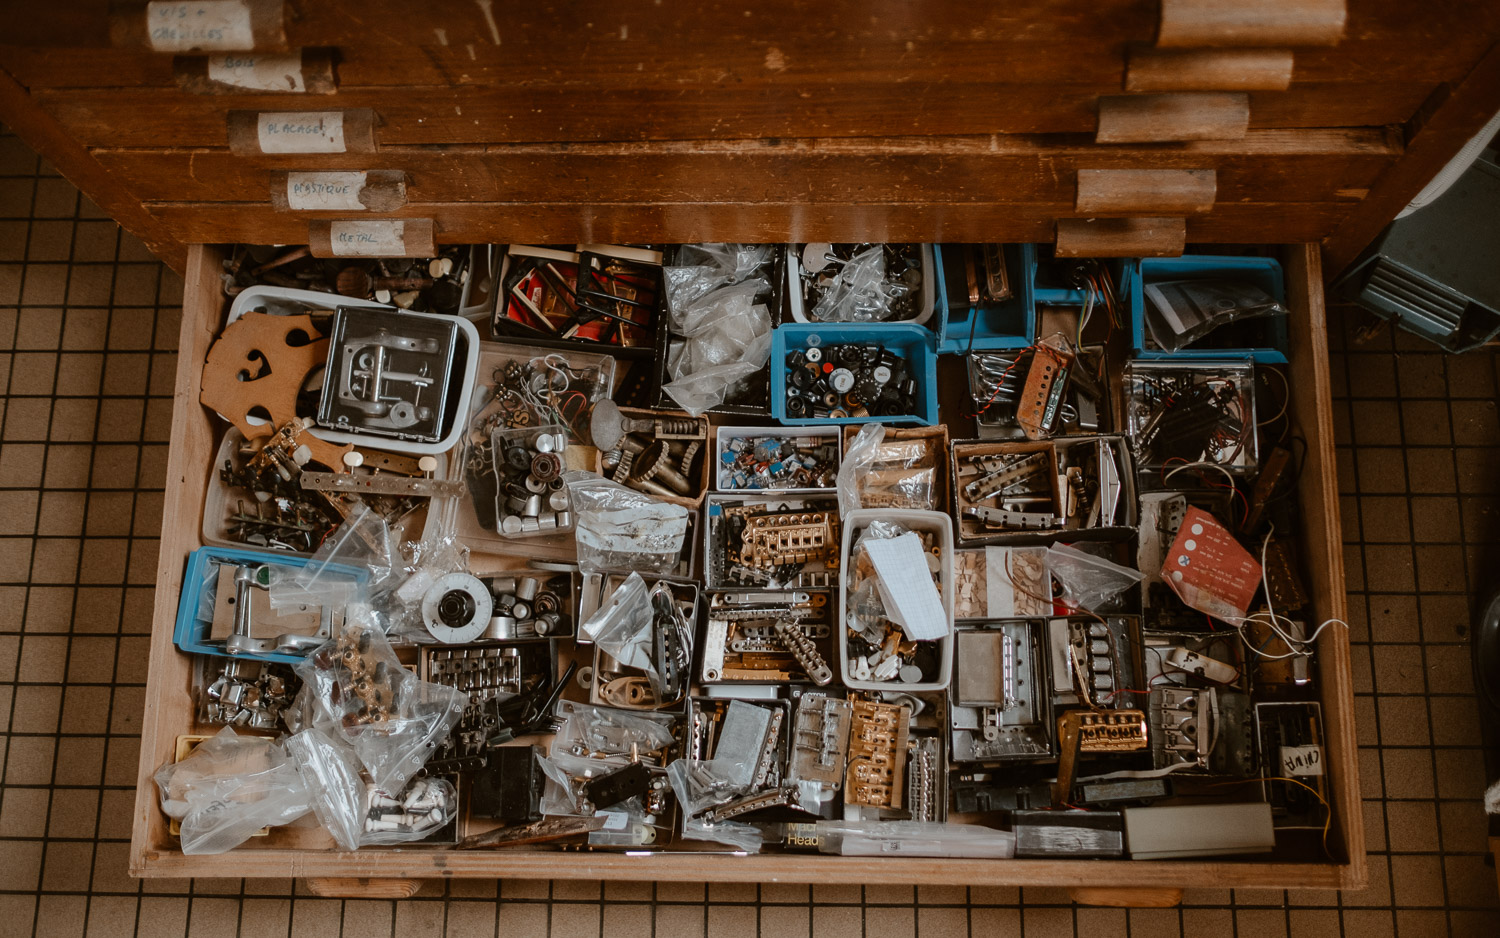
[287,172,368,211]
[146,1,254,51]
[329,221,407,257]
[1279,744,1324,777]
[256,111,346,154]
[207,53,305,92]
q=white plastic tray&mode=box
[786,243,936,326]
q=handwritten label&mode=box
[287,172,368,211]
[146,1,253,51]
[1279,744,1324,777]
[329,221,407,257]
[208,53,304,92]
[256,111,345,154]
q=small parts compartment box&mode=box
[934,243,1036,353]
[770,322,939,426]
[1130,254,1289,364]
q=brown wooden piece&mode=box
[1127,48,1294,92]
[1055,217,1187,257]
[1075,169,1217,215]
[306,218,436,258]
[268,169,407,212]
[1097,93,1250,143]
[172,48,337,94]
[226,107,378,156]
[1322,39,1500,278]
[1157,0,1347,48]
[109,0,289,53]
[1071,887,1183,908]
[304,878,424,898]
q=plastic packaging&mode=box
[815,820,1016,858]
[1044,544,1144,613]
[662,283,774,416]
[837,423,886,518]
[153,726,312,855]
[271,503,393,611]
[567,473,690,576]
[579,572,656,675]
[387,533,471,640]
[361,776,457,845]
[809,244,903,322]
[1144,279,1287,352]
[549,701,678,778]
[285,727,366,852]
[292,619,468,793]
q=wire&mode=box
[1204,775,1333,858]
[1256,368,1291,428]
[1211,523,1349,659]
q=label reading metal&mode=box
[147,1,254,51]
[257,111,345,154]
[208,53,305,92]
[328,220,407,257]
[287,172,368,211]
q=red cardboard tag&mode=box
[1161,506,1262,619]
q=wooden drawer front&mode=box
[130,243,1360,891]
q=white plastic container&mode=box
[786,243,936,326]
[713,425,840,494]
[225,286,480,456]
[838,508,954,693]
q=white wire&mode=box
[1162,460,1237,491]
[1210,522,1349,659]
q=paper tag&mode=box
[208,53,304,92]
[257,111,345,154]
[1279,744,1323,777]
[328,220,408,257]
[593,810,629,832]
[1162,506,1262,619]
[864,532,949,642]
[147,1,253,51]
[287,172,368,211]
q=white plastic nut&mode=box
[874,656,901,681]
[343,450,364,468]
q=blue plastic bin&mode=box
[933,244,1036,353]
[174,546,368,664]
[1031,250,1132,309]
[771,323,939,426]
[1131,254,1289,364]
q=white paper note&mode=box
[208,53,305,92]
[864,532,949,642]
[257,111,346,154]
[287,172,368,211]
[328,220,407,257]
[147,1,253,51]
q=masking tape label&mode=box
[287,172,368,211]
[257,111,345,154]
[147,1,253,51]
[329,221,408,257]
[208,53,304,92]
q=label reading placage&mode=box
[147,1,253,52]
[329,221,407,257]
[287,172,368,211]
[208,53,304,92]
[257,111,345,154]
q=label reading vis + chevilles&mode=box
[146,1,254,51]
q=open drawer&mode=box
[130,242,1359,902]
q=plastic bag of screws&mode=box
[360,775,458,845]
[154,726,314,855]
[567,473,691,576]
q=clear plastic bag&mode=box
[285,727,365,852]
[292,618,468,792]
[361,776,457,845]
[566,473,690,575]
[1044,543,1144,612]
[270,502,392,611]
[662,286,774,416]
[1144,279,1287,352]
[550,700,678,778]
[153,726,312,855]
[815,820,1015,858]
[386,533,471,640]
[579,572,655,675]
[810,244,901,322]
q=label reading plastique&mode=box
[287,172,368,211]
[329,221,407,257]
[257,111,345,154]
[146,1,253,51]
[208,53,305,92]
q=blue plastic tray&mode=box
[770,323,939,426]
[1130,254,1289,364]
[933,244,1036,354]
[174,546,367,664]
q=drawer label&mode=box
[329,220,408,256]
[147,1,254,51]
[287,171,368,211]
[257,111,346,154]
[208,53,305,92]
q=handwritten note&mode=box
[286,172,368,211]
[864,532,950,642]
[208,53,304,92]
[256,111,345,154]
[328,221,408,257]
[147,1,253,52]
[1279,744,1324,777]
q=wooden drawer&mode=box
[129,242,1361,898]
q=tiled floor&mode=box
[0,130,1497,937]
